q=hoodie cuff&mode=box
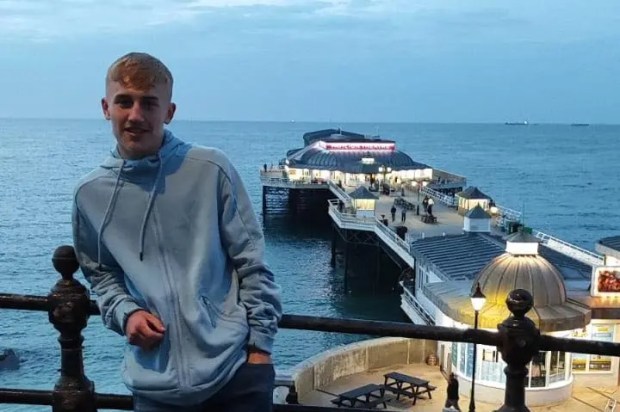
[248,329,275,355]
[114,300,143,335]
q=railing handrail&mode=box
[327,200,410,253]
[374,216,411,252]
[2,246,620,412]
[260,175,329,188]
[420,186,457,207]
[2,292,620,356]
[496,204,522,223]
[327,181,353,205]
[400,285,435,325]
[532,229,604,265]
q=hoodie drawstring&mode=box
[98,160,126,269]
[139,154,163,261]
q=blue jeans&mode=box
[133,363,275,412]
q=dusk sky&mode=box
[1,0,619,123]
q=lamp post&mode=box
[378,164,392,183]
[469,282,486,412]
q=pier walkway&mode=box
[259,170,604,267]
[326,181,604,267]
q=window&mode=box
[480,348,504,383]
[571,325,614,373]
[548,351,567,384]
[529,352,546,388]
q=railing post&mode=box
[495,289,540,412]
[48,245,96,412]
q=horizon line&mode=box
[0,117,616,126]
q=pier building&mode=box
[260,129,620,406]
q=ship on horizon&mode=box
[505,120,528,126]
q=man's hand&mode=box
[247,347,272,364]
[125,310,166,350]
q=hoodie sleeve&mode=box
[218,160,282,354]
[72,200,143,336]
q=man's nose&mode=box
[128,102,145,121]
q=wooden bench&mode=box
[330,396,391,409]
[330,383,391,409]
[421,214,437,224]
[383,372,436,405]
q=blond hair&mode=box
[106,52,173,98]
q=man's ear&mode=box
[101,98,111,120]
[164,102,177,125]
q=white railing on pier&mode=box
[373,216,414,265]
[327,200,376,231]
[327,181,353,205]
[259,175,328,189]
[532,230,604,267]
[420,186,457,207]
[495,205,522,227]
[400,284,436,325]
[327,200,414,266]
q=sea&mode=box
[0,120,618,411]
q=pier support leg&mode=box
[330,227,337,267]
[374,245,381,294]
[344,240,349,292]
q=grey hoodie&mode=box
[72,130,282,405]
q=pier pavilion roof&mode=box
[422,251,591,332]
[409,233,592,284]
[302,129,368,146]
[596,235,620,260]
[598,236,620,251]
[349,186,379,200]
[465,205,491,219]
[287,140,430,174]
[456,186,492,200]
[285,129,430,173]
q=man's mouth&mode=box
[125,127,149,135]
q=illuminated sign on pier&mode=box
[318,141,396,152]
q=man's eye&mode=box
[117,100,132,108]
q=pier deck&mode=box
[299,362,618,411]
[371,187,480,240]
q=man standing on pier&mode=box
[72,52,282,412]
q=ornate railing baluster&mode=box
[48,245,96,412]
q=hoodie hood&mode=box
[97,129,184,263]
[101,129,184,181]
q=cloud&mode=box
[0,0,618,46]
[0,0,292,41]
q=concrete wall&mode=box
[290,337,436,399]
[458,376,573,407]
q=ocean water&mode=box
[0,120,618,411]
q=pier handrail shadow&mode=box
[0,245,618,411]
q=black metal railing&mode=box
[1,245,619,411]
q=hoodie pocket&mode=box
[200,296,218,327]
[200,294,247,327]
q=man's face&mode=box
[101,81,176,159]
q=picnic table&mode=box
[330,383,390,409]
[383,372,436,405]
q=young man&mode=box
[72,52,282,411]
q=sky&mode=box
[0,0,619,123]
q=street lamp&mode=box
[469,282,486,412]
